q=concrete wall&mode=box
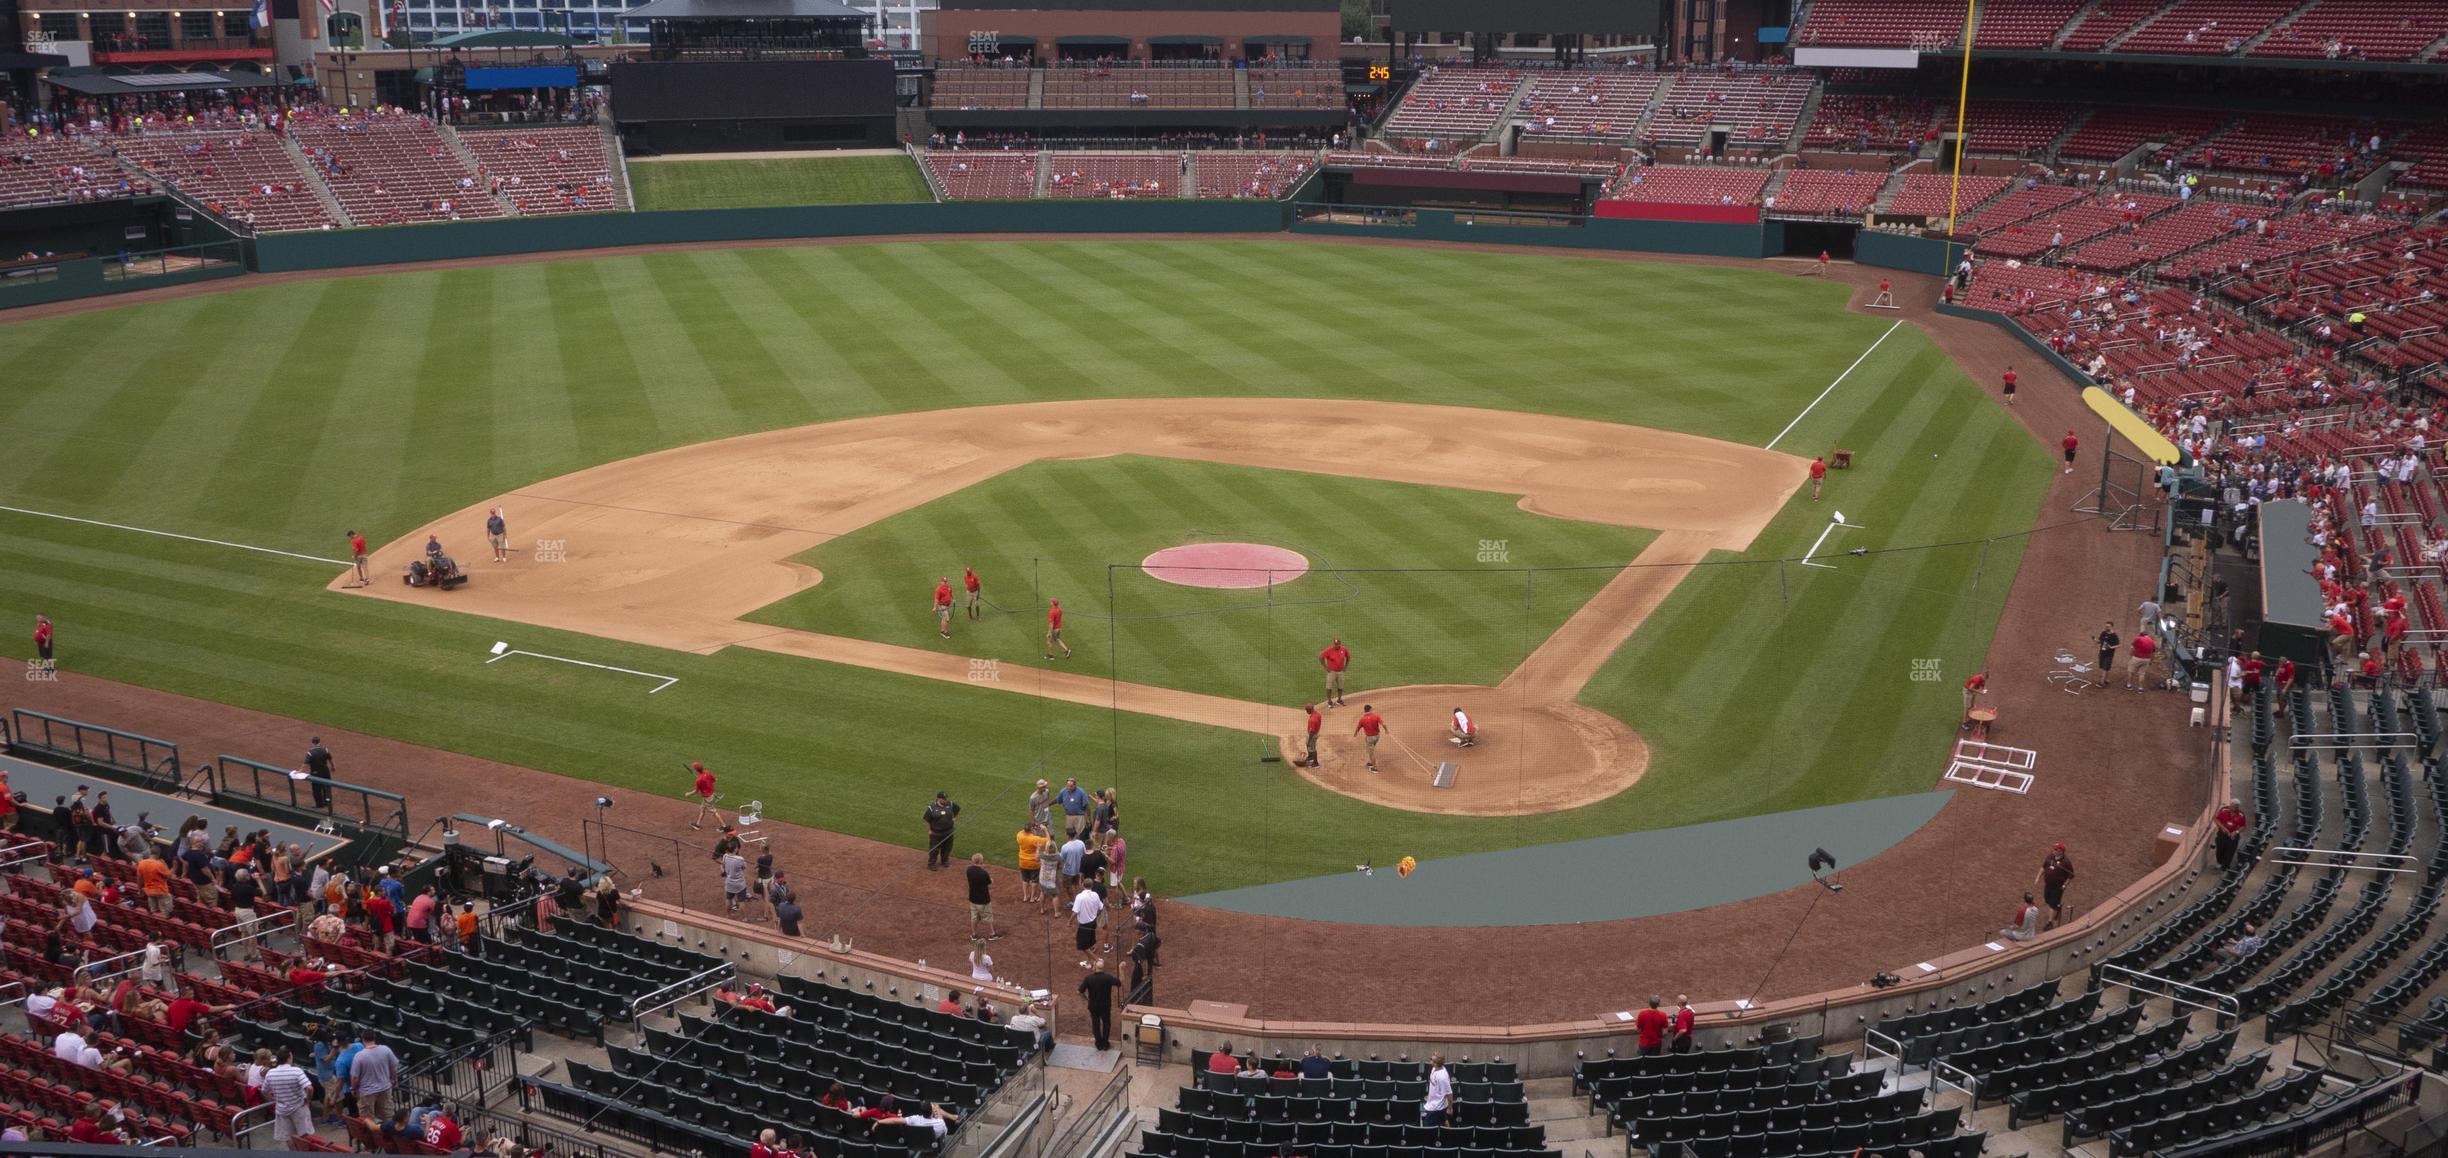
[1289,208,1778,258]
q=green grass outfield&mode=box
[746,456,1659,701]
[627,154,933,211]
[0,239,2055,893]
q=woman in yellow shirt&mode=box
[1015,822,1048,908]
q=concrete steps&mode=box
[281,133,355,227]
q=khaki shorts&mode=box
[489,532,507,551]
[1325,670,1345,692]
[1048,628,1064,644]
[971,901,993,922]
[1364,733,1380,753]
[967,590,982,608]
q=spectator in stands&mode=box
[349,1030,401,1120]
[1999,892,2043,941]
[1672,996,1697,1053]
[362,883,397,951]
[1421,1053,1453,1128]
[533,880,563,935]
[2213,799,2250,869]
[2216,922,2265,961]
[405,882,438,943]
[65,1103,121,1145]
[1010,1000,1050,1049]
[591,875,621,927]
[229,866,263,924]
[867,1102,960,1142]
[456,900,481,955]
[135,847,174,914]
[423,1105,464,1149]
[86,791,114,857]
[52,1024,101,1067]
[264,1047,317,1144]
[1207,1042,1239,1074]
[1635,995,1670,1056]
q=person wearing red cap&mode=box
[2000,367,2017,406]
[690,762,717,829]
[2061,430,2078,474]
[2036,842,2076,929]
[934,577,955,639]
[1300,704,1322,768]
[1318,638,1351,707]
[963,566,983,622]
[1808,456,1828,501]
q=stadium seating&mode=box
[1193,152,1318,199]
[2249,0,2448,61]
[2395,124,2448,189]
[2062,0,2181,52]
[1647,71,1814,150]
[1958,182,2091,239]
[0,133,148,211]
[922,150,1037,199]
[1043,153,1179,198]
[1887,172,2011,219]
[1800,95,1936,152]
[2064,199,2272,271]
[2058,106,2235,163]
[98,124,334,232]
[1603,164,1772,206]
[2118,0,2306,55]
[931,65,1031,111]
[292,111,503,227]
[1382,68,1522,145]
[1246,66,1343,110]
[457,126,618,215]
[1795,0,1969,47]
[2180,113,2381,178]
[1042,67,1235,110]
[1512,70,1663,140]
[1951,101,2081,156]
[1770,169,1886,216]
[1973,0,2092,48]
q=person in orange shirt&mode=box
[1809,456,1828,501]
[1352,705,1387,773]
[934,577,955,639]
[454,901,480,955]
[1045,598,1072,660]
[136,852,174,914]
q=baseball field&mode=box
[0,238,2057,894]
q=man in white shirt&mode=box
[868,1102,961,1141]
[262,1050,317,1141]
[53,1029,101,1068]
[1421,1053,1453,1128]
[1008,1001,1051,1049]
[24,988,60,1025]
[1071,886,1104,954]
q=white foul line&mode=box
[1766,319,1906,451]
[487,647,680,695]
[0,503,351,566]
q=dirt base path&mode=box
[346,397,1805,816]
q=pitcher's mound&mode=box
[1142,542,1310,589]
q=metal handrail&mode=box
[227,1099,275,1146]
[2264,847,2417,873]
[627,961,737,1023]
[2098,963,2242,1027]
[210,908,299,955]
[0,843,53,876]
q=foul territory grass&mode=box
[0,239,2050,892]
[745,456,1658,701]
[626,154,933,210]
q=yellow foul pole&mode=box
[1941,0,1980,274]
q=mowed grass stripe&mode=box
[0,241,2051,892]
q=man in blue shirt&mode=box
[377,867,406,912]
[1055,778,1091,839]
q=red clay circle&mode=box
[1141,542,1310,589]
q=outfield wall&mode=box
[1286,207,1780,258]
[1853,229,1959,278]
[244,200,1292,273]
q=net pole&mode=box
[1940,0,1980,272]
[1521,568,1534,837]
[1107,563,1120,789]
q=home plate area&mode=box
[1944,739,2037,795]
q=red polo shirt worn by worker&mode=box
[1809,458,1828,481]
[1049,603,1064,631]
[695,765,716,800]
[350,532,367,557]
[1353,711,1384,737]
[2062,432,2079,456]
[2214,805,2248,837]
[934,581,953,609]
[964,568,980,594]
[1305,708,1322,736]
[1320,643,1349,672]
[1635,1007,1670,1051]
[2131,634,2157,662]
[2002,370,2017,390]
